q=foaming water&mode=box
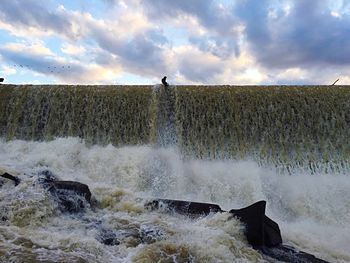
[2,85,350,173]
[1,138,350,262]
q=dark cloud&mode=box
[91,27,170,76]
[0,0,170,78]
[142,0,239,58]
[177,54,224,82]
[235,0,350,68]
[143,0,232,30]
[189,36,239,58]
[147,29,168,46]
[0,0,74,38]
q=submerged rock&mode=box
[48,180,92,212]
[145,199,222,216]
[262,245,330,263]
[0,172,21,186]
[145,198,329,263]
[229,200,282,248]
[139,224,166,244]
[95,223,166,247]
[97,228,120,246]
[37,170,92,212]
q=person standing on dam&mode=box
[161,76,169,87]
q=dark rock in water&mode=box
[147,199,280,248]
[49,181,92,203]
[0,77,4,83]
[263,215,283,247]
[229,200,267,248]
[95,224,166,246]
[145,199,223,217]
[47,180,92,212]
[140,224,166,244]
[2,169,93,212]
[38,169,58,183]
[0,172,20,186]
[262,245,330,263]
[97,228,120,246]
[229,200,282,248]
[36,170,92,212]
[145,198,329,263]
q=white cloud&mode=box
[0,65,16,76]
[61,43,86,55]
[1,0,350,84]
[3,42,54,56]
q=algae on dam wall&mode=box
[1,84,350,173]
[175,86,350,173]
[0,85,154,145]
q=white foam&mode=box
[1,138,349,262]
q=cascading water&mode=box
[1,84,350,262]
[151,84,177,147]
[1,84,350,173]
[0,85,154,145]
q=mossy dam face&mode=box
[1,84,350,174]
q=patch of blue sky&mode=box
[46,36,93,63]
[115,73,154,85]
[219,0,235,8]
[0,29,17,46]
[4,69,54,85]
[162,25,189,47]
[55,0,109,19]
[45,36,65,56]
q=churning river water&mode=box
[1,85,350,262]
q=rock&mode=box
[145,199,223,217]
[37,169,58,183]
[229,200,268,248]
[48,180,92,203]
[229,200,282,248]
[145,198,329,263]
[0,172,21,186]
[46,180,92,212]
[97,228,120,246]
[262,245,330,263]
[37,170,92,212]
[263,215,283,247]
[139,224,166,244]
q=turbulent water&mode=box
[1,85,350,262]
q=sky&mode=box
[0,0,350,85]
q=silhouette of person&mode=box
[161,76,169,87]
[0,78,4,83]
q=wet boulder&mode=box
[229,200,282,248]
[145,198,329,263]
[145,199,223,217]
[95,223,166,247]
[0,172,21,186]
[262,245,330,263]
[139,224,166,244]
[47,180,92,212]
[1,168,93,213]
[97,228,120,246]
[38,170,92,212]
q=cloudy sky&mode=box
[0,0,350,85]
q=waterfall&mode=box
[150,84,177,147]
[0,85,154,145]
[1,84,350,173]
